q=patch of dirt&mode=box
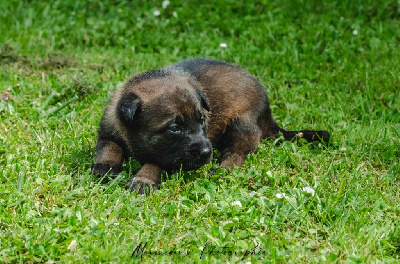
[0,44,29,64]
[37,53,77,70]
[63,75,99,97]
[0,44,77,71]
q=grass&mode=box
[0,0,399,262]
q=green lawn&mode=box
[1,0,399,262]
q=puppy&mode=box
[91,58,330,194]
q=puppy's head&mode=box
[117,71,212,171]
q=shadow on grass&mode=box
[65,146,143,187]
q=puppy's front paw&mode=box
[91,163,121,177]
[125,177,158,195]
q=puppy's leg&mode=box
[91,139,124,176]
[125,164,161,194]
[218,118,262,171]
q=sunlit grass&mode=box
[0,0,399,262]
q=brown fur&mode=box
[91,58,330,194]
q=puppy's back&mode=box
[164,58,267,106]
[164,58,269,140]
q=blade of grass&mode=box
[44,95,79,117]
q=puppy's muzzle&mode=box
[186,139,213,167]
[198,146,212,160]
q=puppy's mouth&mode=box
[174,152,213,171]
[183,157,212,171]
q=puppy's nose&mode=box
[199,147,212,159]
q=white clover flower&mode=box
[172,11,178,18]
[153,10,161,16]
[67,239,78,251]
[266,171,273,177]
[352,29,358,35]
[301,187,315,196]
[231,201,242,207]
[317,203,322,211]
[220,43,227,48]
[275,193,286,199]
[162,0,170,8]
[249,191,256,197]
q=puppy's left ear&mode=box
[189,78,210,111]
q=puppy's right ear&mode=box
[188,78,210,111]
[117,93,142,125]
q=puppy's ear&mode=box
[189,78,210,111]
[117,93,142,125]
[197,89,210,111]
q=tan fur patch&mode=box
[133,164,162,185]
[94,141,124,166]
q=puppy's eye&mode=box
[168,125,181,134]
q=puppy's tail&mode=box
[280,128,330,143]
[270,121,330,143]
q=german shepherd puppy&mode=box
[91,58,330,194]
